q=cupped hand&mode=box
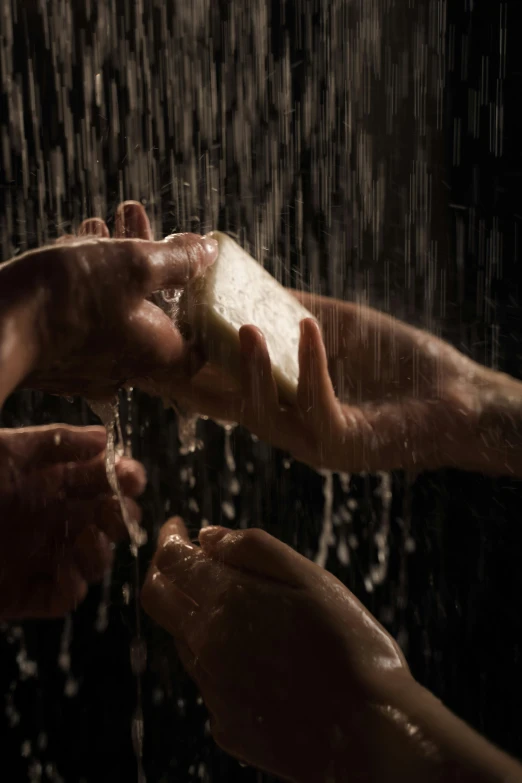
[0,424,145,620]
[171,294,496,474]
[1,201,217,399]
[142,518,411,782]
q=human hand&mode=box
[0,201,217,401]
[142,518,412,782]
[172,294,518,475]
[0,424,145,620]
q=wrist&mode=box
[357,676,522,783]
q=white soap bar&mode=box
[179,232,316,405]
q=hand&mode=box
[0,424,145,620]
[0,201,217,401]
[142,518,411,782]
[171,294,518,475]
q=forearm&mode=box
[358,678,522,783]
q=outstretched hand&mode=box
[0,424,145,620]
[0,201,217,401]
[172,294,507,475]
[142,517,410,782]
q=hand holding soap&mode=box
[179,232,316,405]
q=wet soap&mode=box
[179,231,316,405]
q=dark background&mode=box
[1,1,521,781]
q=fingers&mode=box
[153,531,224,608]
[114,456,147,497]
[79,218,110,238]
[199,527,310,588]
[297,318,345,434]
[72,527,113,583]
[141,566,202,640]
[239,326,279,423]
[1,425,107,467]
[62,453,145,498]
[22,454,146,503]
[63,494,142,543]
[139,233,218,292]
[122,301,186,373]
[114,201,153,240]
[158,516,191,547]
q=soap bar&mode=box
[179,232,316,405]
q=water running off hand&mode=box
[88,399,147,555]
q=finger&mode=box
[21,495,140,558]
[120,301,186,376]
[1,425,107,467]
[115,457,147,497]
[65,494,142,543]
[114,201,153,239]
[54,234,77,246]
[141,566,203,640]
[79,218,110,238]
[24,454,145,501]
[137,233,218,292]
[239,326,280,423]
[199,527,311,588]
[158,516,191,548]
[72,527,113,583]
[297,318,345,434]
[153,534,226,608]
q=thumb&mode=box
[199,527,313,588]
[157,516,191,547]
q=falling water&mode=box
[315,471,335,569]
[88,397,147,783]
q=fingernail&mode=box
[200,235,219,263]
[116,202,145,238]
[199,526,228,548]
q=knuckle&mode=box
[115,241,151,291]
